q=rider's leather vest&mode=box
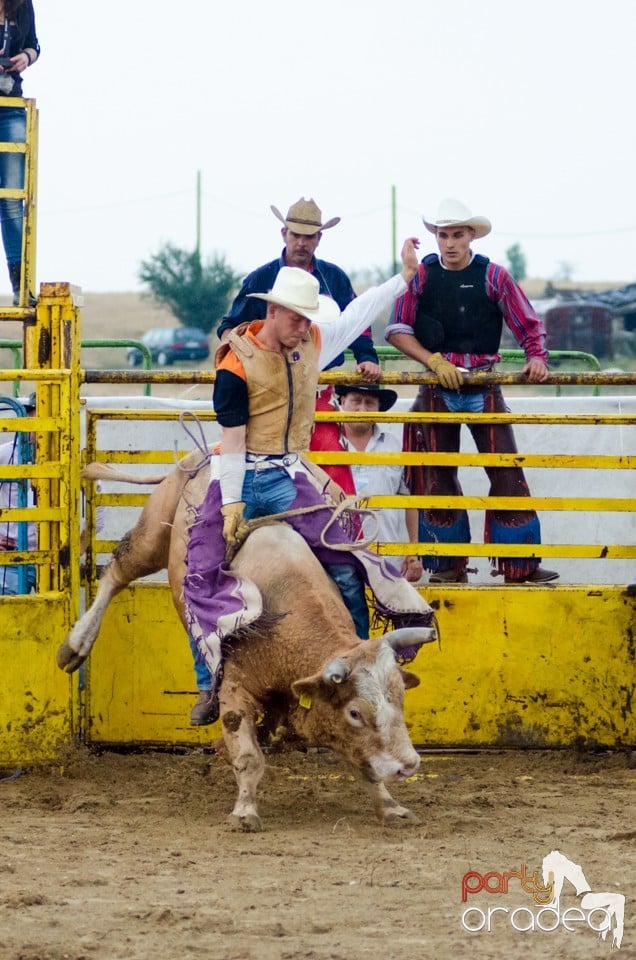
[223,325,319,455]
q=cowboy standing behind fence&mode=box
[386,199,559,585]
[217,197,380,382]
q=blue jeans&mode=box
[0,563,36,595]
[241,466,369,639]
[0,107,26,265]
[441,388,487,413]
[188,631,212,690]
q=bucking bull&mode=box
[57,451,436,830]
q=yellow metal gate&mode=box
[1,294,634,763]
[1,282,83,764]
[80,380,635,753]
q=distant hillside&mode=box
[78,279,630,339]
[520,278,629,300]
[76,292,192,374]
[80,292,175,340]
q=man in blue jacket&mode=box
[217,197,380,381]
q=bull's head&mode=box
[290,627,432,785]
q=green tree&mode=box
[138,244,240,334]
[505,243,527,282]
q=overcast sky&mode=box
[29,0,636,292]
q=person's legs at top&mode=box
[0,108,28,304]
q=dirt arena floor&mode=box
[1,745,633,960]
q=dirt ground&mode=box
[1,292,634,959]
[0,746,633,960]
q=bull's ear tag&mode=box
[298,693,312,710]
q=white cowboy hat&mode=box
[271,197,340,234]
[422,198,491,239]
[247,267,341,324]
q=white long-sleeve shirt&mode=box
[315,274,407,370]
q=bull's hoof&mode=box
[228,813,263,833]
[382,807,419,827]
[56,640,86,674]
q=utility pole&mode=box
[391,184,397,275]
[195,170,202,266]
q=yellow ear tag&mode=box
[298,693,312,710]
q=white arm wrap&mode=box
[218,453,247,505]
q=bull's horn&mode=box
[322,658,349,686]
[383,627,436,652]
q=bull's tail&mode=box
[81,462,168,485]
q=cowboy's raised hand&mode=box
[400,237,420,282]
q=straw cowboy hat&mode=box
[247,267,340,324]
[335,383,398,412]
[271,197,341,234]
[422,198,491,239]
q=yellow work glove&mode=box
[427,352,464,390]
[221,501,250,561]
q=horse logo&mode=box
[542,849,625,949]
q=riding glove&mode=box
[427,353,464,390]
[221,501,250,560]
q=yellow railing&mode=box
[82,369,636,580]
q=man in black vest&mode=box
[386,199,558,585]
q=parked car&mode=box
[127,326,210,367]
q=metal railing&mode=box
[81,368,636,584]
[82,339,153,396]
[0,338,154,396]
[346,346,605,395]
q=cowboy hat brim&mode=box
[422,214,491,239]
[271,204,340,234]
[247,289,341,324]
[335,384,398,412]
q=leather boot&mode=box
[190,690,218,726]
[505,566,559,584]
[8,261,36,307]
